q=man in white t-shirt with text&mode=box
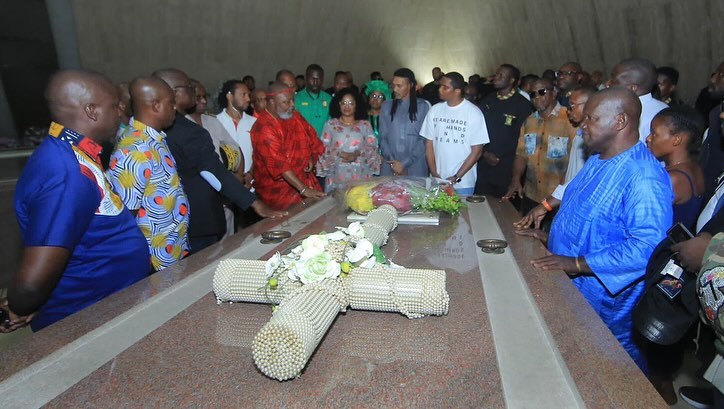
[421,71,489,195]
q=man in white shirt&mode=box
[421,72,489,195]
[607,58,668,142]
[216,79,256,189]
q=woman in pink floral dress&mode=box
[316,88,381,192]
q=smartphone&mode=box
[667,222,694,244]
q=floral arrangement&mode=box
[264,222,386,289]
[344,177,465,216]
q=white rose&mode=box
[301,234,328,258]
[295,253,341,284]
[347,238,374,263]
[265,252,282,277]
[346,222,365,239]
[326,230,346,242]
[360,256,376,269]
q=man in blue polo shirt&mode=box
[0,69,149,332]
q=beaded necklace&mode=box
[496,88,516,101]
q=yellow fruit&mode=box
[345,184,374,213]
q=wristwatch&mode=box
[454,175,463,184]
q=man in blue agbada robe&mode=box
[521,88,673,372]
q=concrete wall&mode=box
[0,0,57,135]
[68,0,721,103]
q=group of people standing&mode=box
[3,56,724,408]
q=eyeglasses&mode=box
[369,94,385,100]
[530,88,550,98]
[555,70,578,78]
[340,100,356,106]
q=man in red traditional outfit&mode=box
[250,82,326,210]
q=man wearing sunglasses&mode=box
[503,78,577,215]
[555,62,583,109]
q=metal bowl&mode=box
[466,195,486,203]
[476,239,508,253]
[261,230,292,240]
[260,238,283,245]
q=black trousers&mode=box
[189,234,223,254]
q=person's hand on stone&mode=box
[531,255,578,273]
[502,181,523,200]
[514,204,548,230]
[250,200,288,218]
[515,228,549,244]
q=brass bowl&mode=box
[466,195,486,203]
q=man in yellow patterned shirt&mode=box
[107,77,190,271]
[504,78,577,213]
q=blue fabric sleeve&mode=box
[585,174,673,295]
[23,164,98,250]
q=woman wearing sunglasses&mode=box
[364,80,392,140]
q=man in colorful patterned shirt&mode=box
[504,78,577,213]
[153,69,284,253]
[251,82,326,210]
[108,77,190,271]
[1,70,149,332]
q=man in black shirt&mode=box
[421,67,443,105]
[153,68,284,253]
[700,62,724,203]
[475,64,533,197]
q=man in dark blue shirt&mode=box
[2,69,150,332]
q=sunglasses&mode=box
[369,94,385,100]
[555,70,578,78]
[340,100,356,106]
[530,88,550,98]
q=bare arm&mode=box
[503,156,527,199]
[424,139,438,178]
[447,145,483,182]
[281,170,324,198]
[8,246,70,316]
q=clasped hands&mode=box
[387,160,406,176]
[339,151,360,163]
[0,299,34,333]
